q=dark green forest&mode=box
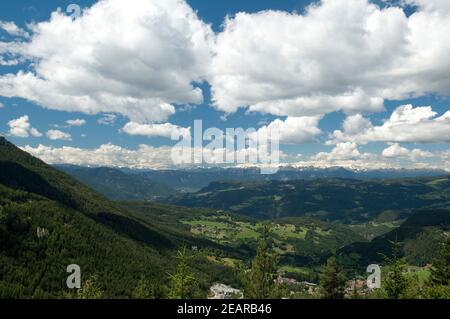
[165,178,450,222]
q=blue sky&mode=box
[0,0,449,170]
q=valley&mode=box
[0,137,449,299]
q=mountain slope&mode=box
[57,165,177,200]
[339,208,450,268]
[165,178,450,222]
[0,138,234,298]
[0,137,117,215]
[0,183,167,298]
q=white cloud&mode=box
[19,143,206,169]
[7,115,42,138]
[0,21,29,38]
[330,105,450,144]
[341,114,373,135]
[209,0,450,117]
[289,142,445,170]
[404,0,450,12]
[254,116,322,144]
[0,56,19,66]
[122,122,191,139]
[66,119,86,127]
[0,102,4,108]
[313,142,362,161]
[46,129,72,141]
[97,114,118,126]
[21,143,174,169]
[21,143,287,170]
[382,143,434,160]
[246,90,384,117]
[306,142,416,169]
[1,0,449,127]
[0,0,213,122]
[20,142,448,171]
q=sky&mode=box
[0,0,449,170]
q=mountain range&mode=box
[56,165,178,201]
[130,166,448,192]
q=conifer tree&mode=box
[168,247,201,299]
[244,225,279,299]
[384,241,407,299]
[320,254,346,299]
[430,239,450,286]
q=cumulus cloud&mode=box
[20,143,280,169]
[304,141,420,169]
[313,142,362,161]
[247,90,384,117]
[66,119,86,127]
[0,56,20,66]
[290,142,443,170]
[122,122,191,139]
[330,105,450,144]
[254,116,322,144]
[20,141,447,171]
[21,143,174,169]
[46,129,72,141]
[0,21,29,38]
[404,0,450,12]
[0,0,213,122]
[7,115,42,138]
[209,0,450,116]
[382,143,433,160]
[97,114,118,126]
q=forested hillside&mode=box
[137,167,447,192]
[166,178,450,222]
[0,137,234,298]
[339,209,450,269]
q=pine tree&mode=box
[430,239,450,286]
[244,225,279,299]
[168,247,201,299]
[76,276,103,299]
[320,254,346,299]
[384,241,407,299]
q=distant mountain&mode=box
[56,165,177,201]
[339,208,450,268]
[0,138,233,298]
[130,167,448,192]
[165,177,450,222]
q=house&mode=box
[209,283,243,299]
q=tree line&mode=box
[69,226,449,299]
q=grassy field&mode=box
[349,221,401,240]
[183,215,323,253]
[181,214,366,261]
[183,217,260,243]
